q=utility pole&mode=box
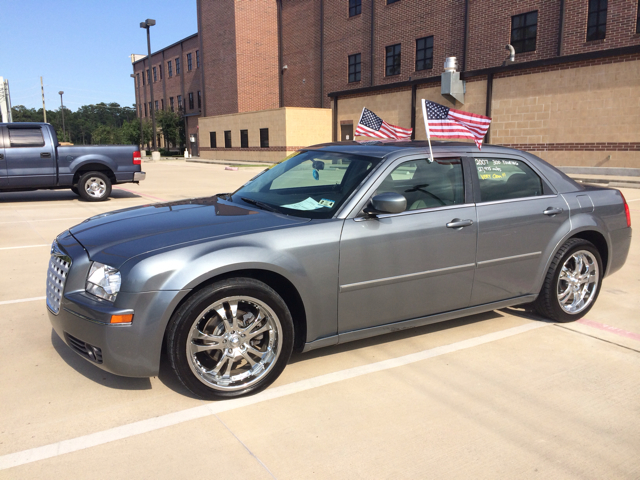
[58,91,65,141]
[131,73,143,148]
[140,19,157,151]
[0,77,13,123]
[40,76,47,123]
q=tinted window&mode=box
[475,158,544,202]
[210,132,217,148]
[240,130,249,148]
[385,44,401,76]
[349,0,361,17]
[377,158,464,211]
[9,128,45,147]
[587,0,607,41]
[511,11,538,53]
[224,131,232,148]
[260,128,269,148]
[348,53,361,83]
[415,36,433,71]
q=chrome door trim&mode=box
[353,202,474,222]
[476,251,542,268]
[340,263,476,293]
[477,194,558,207]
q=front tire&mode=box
[166,278,294,400]
[534,239,603,322]
[78,171,111,202]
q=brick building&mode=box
[133,0,640,167]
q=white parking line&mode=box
[0,321,546,471]
[0,245,49,251]
[0,297,46,306]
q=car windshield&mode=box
[233,150,381,219]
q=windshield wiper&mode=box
[240,197,280,213]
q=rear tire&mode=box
[78,171,111,202]
[534,239,603,323]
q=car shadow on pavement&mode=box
[289,311,512,364]
[156,354,203,399]
[50,329,152,390]
[0,189,140,203]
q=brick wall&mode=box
[281,0,323,108]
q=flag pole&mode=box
[421,99,434,163]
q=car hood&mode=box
[69,196,310,267]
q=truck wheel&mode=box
[166,278,294,400]
[78,172,112,202]
[534,238,603,323]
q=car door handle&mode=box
[446,218,474,229]
[543,207,563,216]
[40,152,52,158]
[0,153,3,160]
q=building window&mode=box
[147,69,151,84]
[176,58,181,74]
[159,65,163,80]
[387,0,400,4]
[240,130,249,148]
[349,0,361,17]
[148,102,152,114]
[188,92,194,110]
[260,128,269,148]
[170,97,174,112]
[348,53,361,82]
[511,11,538,53]
[168,60,173,77]
[177,95,183,110]
[385,44,401,76]
[155,100,158,111]
[136,73,140,86]
[637,0,640,34]
[187,53,193,71]
[197,91,202,108]
[210,132,217,148]
[153,67,157,82]
[415,36,434,71]
[144,103,147,116]
[224,131,232,148]
[196,50,200,68]
[587,0,607,41]
[161,99,164,110]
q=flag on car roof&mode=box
[355,108,412,140]
[421,100,491,150]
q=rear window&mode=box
[9,128,45,147]
[475,158,543,202]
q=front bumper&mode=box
[134,171,146,182]
[47,231,188,377]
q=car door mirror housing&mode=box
[370,192,407,214]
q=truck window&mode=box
[8,128,45,148]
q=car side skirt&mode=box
[302,294,539,353]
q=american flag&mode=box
[422,100,491,149]
[355,108,412,140]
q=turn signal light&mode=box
[110,314,133,324]
[133,150,142,165]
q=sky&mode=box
[1,0,197,112]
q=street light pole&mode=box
[140,18,157,151]
[130,73,143,148]
[58,91,65,141]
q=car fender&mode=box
[69,154,118,174]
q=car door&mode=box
[470,154,570,305]
[338,155,477,334]
[5,125,56,187]
[0,126,7,187]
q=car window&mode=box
[377,158,464,211]
[234,151,380,219]
[8,128,45,148]
[475,158,543,202]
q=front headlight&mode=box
[86,262,121,302]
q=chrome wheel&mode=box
[557,250,599,314]
[84,176,107,198]
[186,296,283,391]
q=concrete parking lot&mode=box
[1,159,639,479]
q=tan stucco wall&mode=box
[338,90,413,139]
[491,60,640,146]
[198,107,331,163]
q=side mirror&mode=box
[369,192,407,214]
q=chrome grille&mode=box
[46,243,72,314]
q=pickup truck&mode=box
[0,122,145,201]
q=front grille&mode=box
[46,243,72,314]
[66,333,103,364]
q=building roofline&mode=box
[133,33,199,65]
[327,44,640,98]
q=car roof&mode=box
[303,140,526,158]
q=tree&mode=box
[156,109,181,147]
